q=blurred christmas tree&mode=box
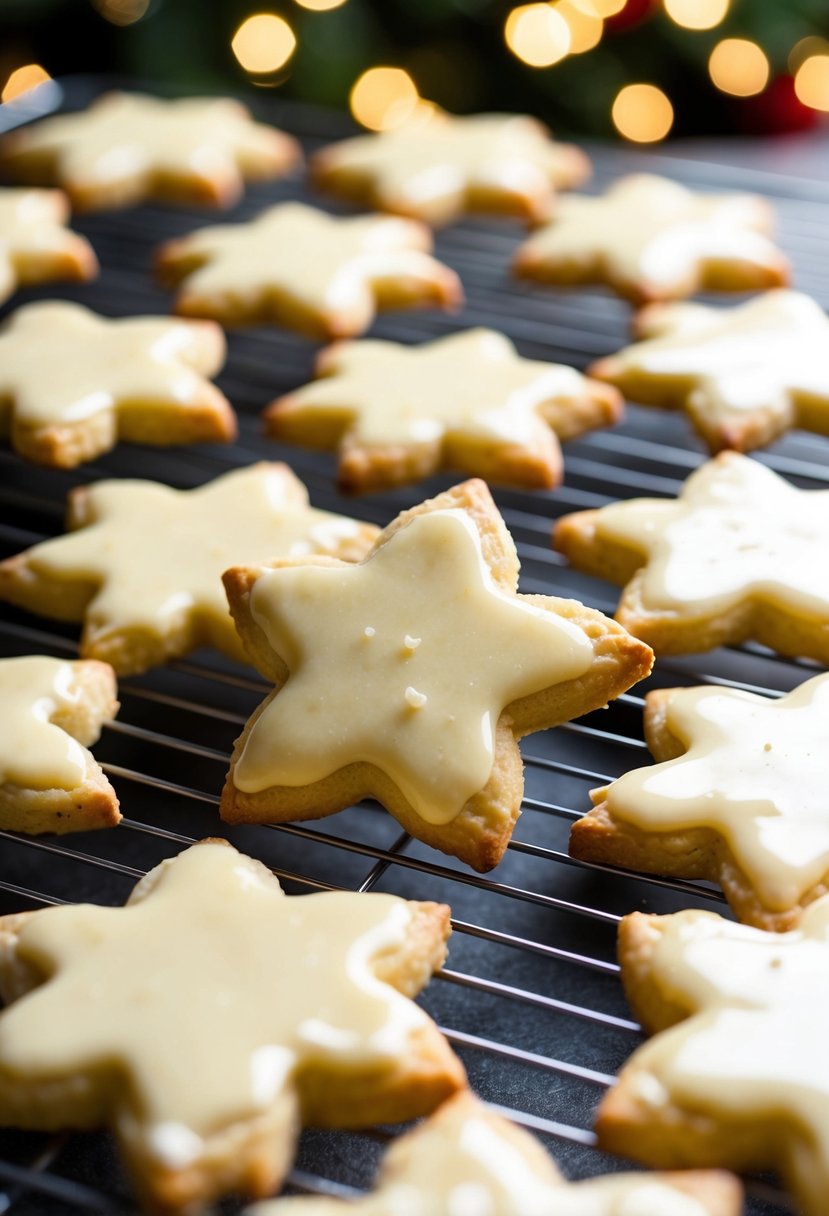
[1,0,828,141]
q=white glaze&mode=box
[283,329,591,447]
[594,452,829,616]
[0,655,87,790]
[0,842,432,1161]
[607,676,829,910]
[235,509,593,822]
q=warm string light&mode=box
[663,0,728,31]
[708,38,769,97]
[231,13,297,74]
[612,82,674,142]
[555,0,603,54]
[574,0,625,16]
[349,67,422,131]
[794,54,829,112]
[504,0,606,68]
[225,2,824,145]
[504,4,571,68]
[91,0,150,25]
[789,36,829,74]
[1,64,51,104]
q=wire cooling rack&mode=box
[1,76,827,1215]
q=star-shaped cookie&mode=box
[264,328,622,493]
[554,451,829,662]
[0,91,300,211]
[589,290,829,453]
[155,202,462,339]
[514,174,789,305]
[0,838,463,1212]
[0,463,378,676]
[249,1091,741,1216]
[572,674,829,932]
[598,897,829,1216]
[0,187,97,305]
[0,299,234,467]
[0,654,119,834]
[221,479,653,871]
[311,110,590,226]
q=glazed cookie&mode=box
[0,300,234,467]
[155,202,462,340]
[0,654,119,834]
[221,479,653,871]
[554,451,829,662]
[514,174,789,305]
[0,463,378,676]
[0,91,300,211]
[572,675,829,931]
[311,110,590,226]
[264,328,622,493]
[248,1091,741,1215]
[0,188,97,304]
[598,898,829,1216]
[589,290,829,453]
[0,838,463,1212]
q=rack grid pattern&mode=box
[1,78,826,1214]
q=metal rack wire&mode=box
[1,77,825,1213]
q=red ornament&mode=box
[605,0,655,33]
[738,74,819,135]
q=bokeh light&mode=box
[708,38,769,97]
[572,0,625,16]
[504,4,571,68]
[794,54,829,111]
[555,0,603,54]
[294,0,347,8]
[92,0,150,25]
[1,64,51,104]
[663,0,728,31]
[350,67,420,131]
[231,13,297,74]
[789,36,829,74]
[612,82,674,142]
